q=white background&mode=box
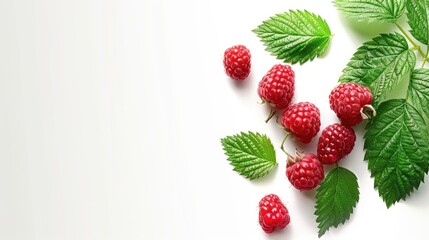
[0,0,428,239]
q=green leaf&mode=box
[220,132,277,180]
[364,99,429,208]
[407,69,429,119]
[334,0,406,23]
[339,33,416,106]
[253,10,332,64]
[315,166,359,237]
[406,0,429,45]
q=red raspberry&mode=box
[258,194,290,234]
[329,82,374,126]
[286,153,324,190]
[281,102,321,143]
[258,64,295,110]
[223,45,251,80]
[317,123,356,165]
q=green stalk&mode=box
[265,106,276,123]
[280,132,290,156]
[395,23,426,59]
[422,47,429,68]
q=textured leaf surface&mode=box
[335,0,406,22]
[364,99,429,208]
[315,167,359,237]
[408,69,429,119]
[339,33,416,106]
[406,0,429,45]
[220,132,277,180]
[253,10,331,64]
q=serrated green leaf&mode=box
[407,69,429,119]
[253,10,332,64]
[339,33,416,106]
[315,166,359,237]
[364,99,429,208]
[220,132,277,180]
[334,0,406,23]
[406,0,429,45]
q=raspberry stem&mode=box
[280,132,291,156]
[265,106,276,123]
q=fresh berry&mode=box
[258,194,290,234]
[223,45,251,80]
[258,64,295,110]
[317,123,356,165]
[329,82,374,126]
[286,153,324,190]
[281,102,321,143]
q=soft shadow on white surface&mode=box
[229,74,255,90]
[251,164,278,186]
[261,225,294,240]
[338,14,394,39]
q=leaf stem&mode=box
[395,23,426,59]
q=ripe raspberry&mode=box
[281,102,321,143]
[258,64,295,110]
[258,194,290,234]
[317,123,356,165]
[286,153,324,191]
[329,82,374,126]
[223,45,251,80]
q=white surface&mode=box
[0,0,428,239]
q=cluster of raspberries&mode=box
[224,45,374,234]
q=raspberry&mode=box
[258,64,295,110]
[281,102,321,143]
[286,153,324,190]
[317,123,356,165]
[329,82,374,126]
[258,194,290,234]
[223,45,251,80]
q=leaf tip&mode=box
[317,227,327,238]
